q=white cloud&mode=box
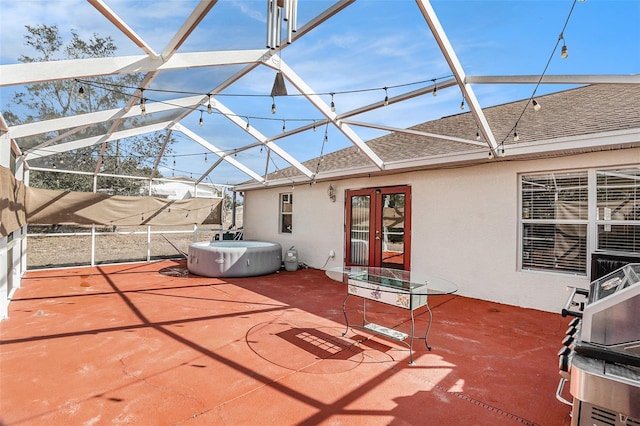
[230,0,265,23]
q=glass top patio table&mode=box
[325,266,457,364]
[325,266,458,296]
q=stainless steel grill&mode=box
[558,263,640,426]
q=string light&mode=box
[282,120,286,133]
[139,89,146,116]
[77,75,453,103]
[314,123,330,177]
[245,117,250,131]
[383,87,389,106]
[77,86,84,98]
[499,0,580,146]
[460,97,465,110]
[432,79,437,96]
[312,120,317,132]
[199,110,204,127]
[560,33,569,59]
[75,75,454,131]
[532,99,541,111]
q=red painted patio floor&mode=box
[1,260,572,425]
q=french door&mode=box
[345,185,411,270]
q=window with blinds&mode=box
[597,168,640,253]
[521,171,588,274]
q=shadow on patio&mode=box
[0,259,571,425]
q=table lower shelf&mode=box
[363,322,409,341]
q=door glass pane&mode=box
[381,193,405,267]
[350,195,370,265]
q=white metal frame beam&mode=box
[415,0,498,156]
[213,100,314,179]
[342,120,487,148]
[87,0,160,58]
[269,78,458,141]
[0,50,267,88]
[172,123,264,183]
[466,75,640,85]
[263,55,385,170]
[160,0,219,59]
[26,121,173,160]
[12,95,204,141]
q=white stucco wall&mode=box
[242,148,640,312]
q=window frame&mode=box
[595,167,640,254]
[279,192,293,234]
[519,170,589,275]
[519,165,640,276]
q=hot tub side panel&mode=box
[188,242,282,278]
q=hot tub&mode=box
[187,240,282,278]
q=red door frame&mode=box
[345,185,411,270]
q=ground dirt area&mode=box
[26,226,220,269]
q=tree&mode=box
[3,24,173,194]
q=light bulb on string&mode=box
[199,110,204,127]
[78,86,84,98]
[282,120,286,133]
[559,33,568,59]
[204,153,208,163]
[139,90,146,116]
[532,99,541,111]
[245,117,250,131]
[330,93,335,112]
[513,129,520,142]
[460,98,465,110]
[313,120,317,132]
[383,87,389,106]
[432,80,437,96]
[271,96,276,114]
[207,94,213,114]
[476,130,481,141]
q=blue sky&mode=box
[1,0,639,185]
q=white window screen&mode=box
[597,168,640,253]
[521,171,588,274]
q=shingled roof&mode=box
[256,83,640,186]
